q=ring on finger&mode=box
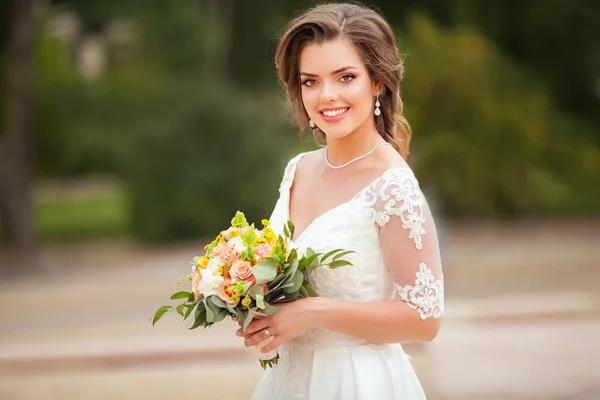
[265,328,272,338]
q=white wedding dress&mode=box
[251,152,444,400]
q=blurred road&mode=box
[1,219,599,399]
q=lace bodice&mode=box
[251,152,444,399]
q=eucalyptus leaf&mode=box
[242,312,254,332]
[268,272,287,291]
[248,283,265,300]
[253,259,277,284]
[205,299,216,322]
[212,308,228,323]
[262,302,279,316]
[284,258,299,278]
[254,294,264,309]
[210,295,227,309]
[283,271,304,293]
[151,305,173,326]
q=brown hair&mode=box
[275,3,412,158]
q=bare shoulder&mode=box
[295,148,325,177]
[362,144,412,177]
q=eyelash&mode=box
[301,74,356,87]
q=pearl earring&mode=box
[374,96,381,116]
[309,119,315,128]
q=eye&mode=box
[301,79,317,87]
[339,74,356,83]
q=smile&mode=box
[320,107,349,117]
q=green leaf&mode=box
[175,304,186,316]
[299,286,309,297]
[320,249,342,261]
[205,299,216,322]
[212,308,228,323]
[288,248,298,261]
[283,270,304,294]
[255,294,265,309]
[242,312,254,332]
[187,292,196,302]
[304,284,318,297]
[210,295,227,309]
[267,272,287,291]
[188,302,206,330]
[253,259,277,284]
[327,259,353,269]
[284,258,299,278]
[286,221,295,238]
[248,283,265,299]
[150,305,173,326]
[184,300,198,319]
[170,291,192,300]
[262,302,279,316]
[333,250,356,261]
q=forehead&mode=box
[299,37,365,74]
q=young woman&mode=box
[238,3,444,399]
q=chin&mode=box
[319,122,359,140]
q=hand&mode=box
[235,297,323,354]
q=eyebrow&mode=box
[300,65,357,77]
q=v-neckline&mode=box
[285,153,409,243]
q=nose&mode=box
[319,82,338,103]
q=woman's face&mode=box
[299,37,380,140]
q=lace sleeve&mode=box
[366,168,444,320]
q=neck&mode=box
[325,130,386,167]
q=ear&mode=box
[373,81,384,97]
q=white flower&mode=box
[228,236,247,254]
[197,268,224,297]
[206,256,222,273]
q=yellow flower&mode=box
[261,219,270,227]
[196,256,209,268]
[241,297,251,307]
[229,229,240,238]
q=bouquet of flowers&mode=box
[151,211,354,368]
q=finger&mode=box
[243,330,272,347]
[253,336,274,350]
[261,337,280,354]
[244,318,270,336]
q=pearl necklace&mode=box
[325,142,392,170]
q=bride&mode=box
[237,3,444,399]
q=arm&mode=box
[242,169,444,350]
[311,171,444,343]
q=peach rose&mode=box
[192,273,202,299]
[212,242,232,258]
[229,260,253,282]
[254,243,273,262]
[217,280,239,306]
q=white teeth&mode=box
[322,108,348,117]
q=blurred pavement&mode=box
[1,219,599,399]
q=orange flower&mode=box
[217,280,239,307]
